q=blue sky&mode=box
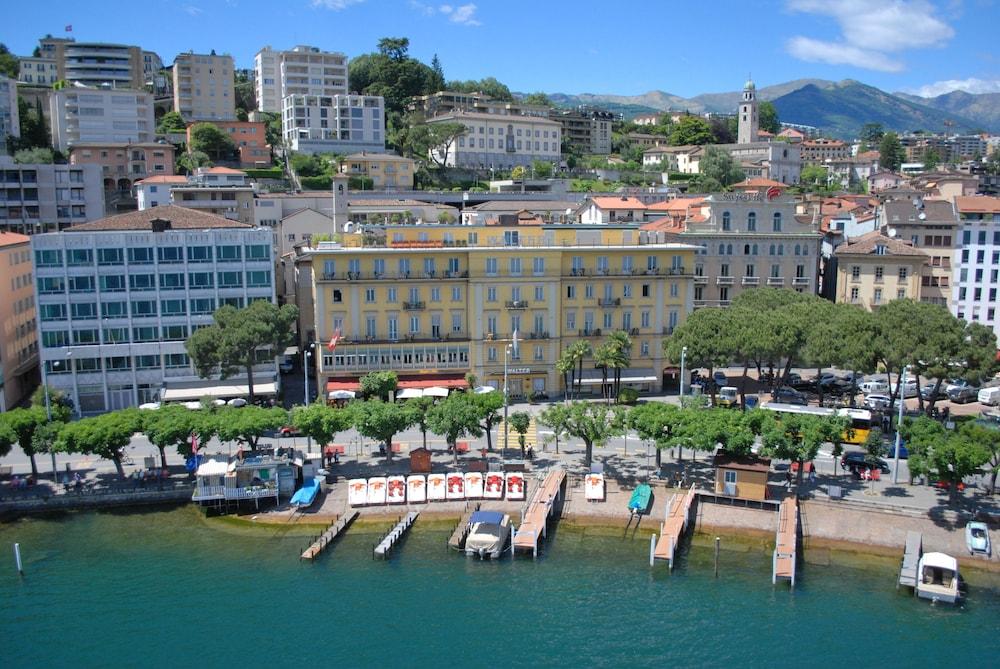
[3,0,999,98]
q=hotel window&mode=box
[68,276,95,293]
[35,250,63,267]
[487,287,497,302]
[101,301,127,318]
[585,284,594,299]
[409,316,420,334]
[874,266,883,281]
[603,313,613,329]
[365,288,376,303]
[747,211,756,231]
[162,324,189,340]
[157,247,183,264]
[623,284,632,298]
[67,249,93,266]
[129,274,156,291]
[161,299,187,316]
[509,257,522,275]
[566,312,576,331]
[566,285,576,299]
[191,298,216,315]
[641,341,649,356]
[98,248,124,266]
[218,271,243,288]
[160,273,185,290]
[533,257,545,274]
[850,287,859,301]
[452,313,462,333]
[535,285,544,301]
[431,287,441,302]
[245,244,269,260]
[772,212,782,232]
[74,328,99,344]
[485,257,498,275]
[452,287,461,301]
[387,287,397,302]
[216,245,241,261]
[100,275,126,293]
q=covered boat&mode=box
[464,510,511,559]
[916,552,961,604]
[290,477,320,508]
[965,521,992,557]
[628,483,652,516]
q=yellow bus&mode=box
[760,402,872,445]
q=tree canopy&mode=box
[359,371,398,400]
[351,399,416,461]
[214,406,288,450]
[695,146,745,189]
[142,405,205,467]
[157,111,187,134]
[54,409,143,478]
[669,116,714,146]
[348,37,445,115]
[759,101,780,134]
[540,401,623,466]
[426,392,483,462]
[189,122,236,161]
[0,44,19,79]
[291,403,352,447]
[879,132,904,173]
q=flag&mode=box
[511,328,519,357]
[65,24,72,32]
[766,185,782,201]
[190,433,199,455]
[327,328,341,351]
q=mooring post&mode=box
[649,534,656,567]
[714,537,720,578]
[14,543,23,575]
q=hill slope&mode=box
[896,90,1000,132]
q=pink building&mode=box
[69,142,176,193]
[186,121,271,167]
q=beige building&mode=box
[341,153,416,190]
[165,167,255,226]
[834,232,926,309]
[0,231,38,410]
[254,45,349,114]
[49,87,155,152]
[173,52,236,121]
[44,39,144,89]
[880,198,957,308]
[409,91,549,119]
[69,142,175,193]
[801,138,850,164]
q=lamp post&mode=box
[303,343,315,405]
[42,351,71,480]
[892,364,908,484]
[503,343,511,459]
[680,346,688,400]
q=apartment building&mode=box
[409,91,549,119]
[341,152,415,189]
[645,192,822,308]
[578,196,647,224]
[800,138,850,164]
[49,87,155,152]
[138,167,255,225]
[550,106,614,155]
[428,111,561,169]
[185,120,270,167]
[834,232,926,310]
[0,231,38,410]
[173,52,236,121]
[69,142,175,192]
[952,195,1000,335]
[32,206,277,411]
[718,142,802,185]
[254,45,348,113]
[16,57,59,87]
[880,198,957,308]
[305,223,698,398]
[0,75,18,151]
[44,38,144,89]
[282,94,385,155]
[0,155,104,234]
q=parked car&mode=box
[977,387,1000,406]
[947,385,978,404]
[859,380,890,395]
[895,380,919,399]
[944,378,973,393]
[841,451,890,473]
[713,371,729,387]
[864,394,892,411]
[885,441,909,459]
[716,386,740,408]
[279,425,302,437]
[920,385,947,401]
[772,386,807,405]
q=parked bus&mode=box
[760,402,872,445]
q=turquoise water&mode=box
[1,508,998,668]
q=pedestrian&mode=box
[785,470,792,488]
[809,467,816,484]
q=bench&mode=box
[391,442,404,454]
[455,442,469,454]
[324,444,346,455]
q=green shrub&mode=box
[244,168,284,179]
[618,388,639,405]
[300,175,332,190]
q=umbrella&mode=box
[423,386,449,398]
[228,398,248,407]
[395,388,422,400]
[474,385,497,394]
[182,401,202,410]
[212,399,227,406]
[138,402,161,410]
[328,390,356,400]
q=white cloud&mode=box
[182,4,203,15]
[408,1,436,15]
[409,1,481,25]
[786,0,955,72]
[910,77,1000,97]
[311,0,366,9]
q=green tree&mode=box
[922,148,940,171]
[931,426,990,503]
[177,150,212,174]
[960,421,1000,496]
[189,122,236,161]
[592,342,615,403]
[437,210,456,223]
[799,164,829,188]
[860,123,885,144]
[628,402,682,469]
[879,132,904,173]
[11,97,50,151]
[54,409,144,478]
[606,330,632,401]
[430,54,444,86]
[32,384,73,422]
[214,406,288,450]
[540,401,623,466]
[523,92,552,106]
[899,416,945,484]
[359,371,399,400]
[664,307,734,403]
[759,101,780,134]
[447,77,513,101]
[405,396,435,451]
[763,413,847,488]
[234,69,255,118]
[556,350,576,399]
[14,147,54,164]
[185,301,298,404]
[568,340,592,398]
[378,37,410,61]
[0,43,19,78]
[508,411,532,458]
[156,111,187,134]
[352,399,416,462]
[472,391,505,452]
[0,418,16,458]
[291,402,352,447]
[669,115,714,146]
[424,122,467,168]
[0,407,50,478]
[511,165,526,180]
[426,392,483,463]
[141,405,204,469]
[349,38,443,114]
[696,146,744,188]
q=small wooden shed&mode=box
[713,453,772,501]
[410,447,432,473]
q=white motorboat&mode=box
[464,510,511,559]
[915,552,961,604]
[965,521,992,557]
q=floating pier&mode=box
[513,468,566,558]
[447,502,481,550]
[772,497,798,587]
[374,511,419,559]
[898,531,922,590]
[300,510,358,560]
[651,483,696,570]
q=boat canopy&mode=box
[921,552,958,572]
[470,510,505,525]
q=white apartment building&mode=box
[49,87,155,152]
[49,41,145,89]
[0,155,104,234]
[16,57,59,87]
[173,52,236,121]
[32,206,278,411]
[427,111,562,170]
[282,94,385,155]
[952,195,1000,335]
[254,45,348,114]
[0,75,19,150]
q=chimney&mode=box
[150,218,171,233]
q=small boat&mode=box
[966,521,992,557]
[464,510,511,559]
[916,552,961,604]
[386,475,406,504]
[446,473,465,500]
[406,475,427,503]
[427,473,447,501]
[483,472,504,499]
[367,477,387,505]
[347,478,368,507]
[290,477,320,508]
[505,473,525,501]
[628,484,652,516]
[465,472,484,499]
[585,473,605,502]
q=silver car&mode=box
[864,393,892,411]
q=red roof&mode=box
[590,196,647,210]
[326,379,361,391]
[0,231,30,248]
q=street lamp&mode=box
[42,350,72,480]
[680,346,688,400]
[503,342,512,458]
[892,364,908,484]
[303,342,315,405]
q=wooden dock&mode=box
[772,497,798,586]
[513,468,566,558]
[651,484,696,570]
[447,502,481,550]
[373,511,419,559]
[300,510,358,560]
[898,531,922,589]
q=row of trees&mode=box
[902,416,1000,501]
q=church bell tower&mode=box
[738,78,759,145]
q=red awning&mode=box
[326,379,361,391]
[397,374,468,390]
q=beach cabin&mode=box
[410,447,432,473]
[192,453,294,513]
[713,453,772,501]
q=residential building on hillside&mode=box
[879,197,957,308]
[833,232,926,310]
[717,142,801,184]
[461,200,579,226]
[69,142,175,193]
[777,128,807,143]
[134,175,188,209]
[172,52,236,121]
[254,193,454,228]
[952,195,1000,336]
[185,120,270,167]
[578,196,647,224]
[869,171,905,192]
[282,94,385,155]
[825,152,880,190]
[0,231,38,410]
[31,206,277,411]
[137,167,255,225]
[0,75,18,152]
[550,106,615,155]
[626,133,667,150]
[142,51,163,78]
[341,152,416,190]
[427,111,561,169]
[302,223,698,399]
[409,91,549,118]
[41,38,144,89]
[17,57,59,87]
[800,138,850,164]
[254,45,348,113]
[49,87,155,152]
[632,113,663,126]
[642,145,703,172]
[0,156,104,234]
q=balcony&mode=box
[694,275,708,284]
[598,297,621,307]
[766,277,785,286]
[403,301,425,310]
[716,276,735,286]
[527,331,550,340]
[505,300,529,310]
[578,329,603,337]
[792,277,810,286]
[741,276,760,286]
[667,266,686,276]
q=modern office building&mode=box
[427,110,561,169]
[0,155,104,234]
[32,206,277,411]
[952,195,1000,335]
[172,52,236,121]
[0,231,38,410]
[0,75,19,151]
[281,94,385,155]
[302,223,698,399]
[49,87,155,152]
[254,45,348,113]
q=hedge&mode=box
[300,175,332,190]
[244,168,284,179]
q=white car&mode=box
[896,380,919,399]
[965,521,991,557]
[864,394,892,411]
[859,380,890,395]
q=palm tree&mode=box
[570,341,592,398]
[593,343,616,403]
[556,351,575,400]
[607,330,633,399]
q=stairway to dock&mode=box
[300,510,358,560]
[374,511,419,559]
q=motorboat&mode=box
[965,521,992,557]
[915,552,961,604]
[290,477,320,509]
[464,510,511,559]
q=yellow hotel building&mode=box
[306,223,699,399]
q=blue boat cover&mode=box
[469,510,505,525]
[290,477,320,506]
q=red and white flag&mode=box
[327,328,342,351]
[190,433,199,455]
[65,24,73,32]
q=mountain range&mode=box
[540,79,998,138]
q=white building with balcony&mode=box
[0,155,104,234]
[281,94,385,155]
[254,45,348,114]
[49,86,155,152]
[952,195,1000,337]
[427,110,562,169]
[172,52,236,121]
[31,205,277,411]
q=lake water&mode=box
[1,507,998,668]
